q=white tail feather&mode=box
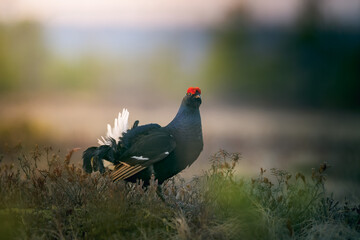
[98,108,129,145]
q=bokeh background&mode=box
[0,0,359,198]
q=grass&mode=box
[0,147,359,239]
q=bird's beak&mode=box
[194,94,201,99]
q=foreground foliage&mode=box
[0,147,359,239]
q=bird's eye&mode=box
[187,92,192,96]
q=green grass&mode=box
[0,147,359,239]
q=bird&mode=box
[82,87,203,185]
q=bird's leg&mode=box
[149,171,166,202]
[156,185,166,203]
[156,185,180,209]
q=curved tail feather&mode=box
[82,145,114,173]
[83,147,97,173]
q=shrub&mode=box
[0,147,359,239]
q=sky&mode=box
[0,0,359,28]
[2,0,237,27]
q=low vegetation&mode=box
[0,147,359,239]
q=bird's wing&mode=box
[111,129,176,182]
[120,123,161,149]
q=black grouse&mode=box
[83,87,203,184]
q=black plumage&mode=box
[83,87,203,185]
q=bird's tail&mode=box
[82,146,98,173]
[98,108,129,145]
[82,143,119,173]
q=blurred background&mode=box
[0,0,359,198]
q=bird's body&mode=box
[83,87,203,185]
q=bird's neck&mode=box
[166,102,202,133]
[166,100,203,169]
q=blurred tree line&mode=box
[0,21,46,91]
[0,0,359,110]
[0,21,101,93]
[204,0,360,109]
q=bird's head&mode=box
[183,87,202,108]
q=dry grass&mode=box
[0,147,359,239]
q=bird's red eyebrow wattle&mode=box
[187,87,201,95]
